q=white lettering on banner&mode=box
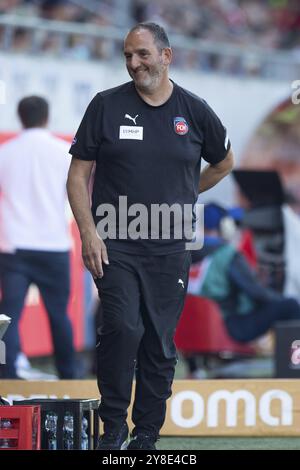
[170,389,293,429]
[259,390,293,426]
[171,391,204,428]
[119,126,143,140]
[207,390,256,427]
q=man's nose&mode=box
[130,55,141,70]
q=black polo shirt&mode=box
[69,80,230,255]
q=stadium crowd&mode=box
[0,0,299,67]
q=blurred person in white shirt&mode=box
[0,95,76,379]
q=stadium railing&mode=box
[0,14,299,80]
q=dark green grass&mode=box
[157,437,300,450]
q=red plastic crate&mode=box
[0,406,41,450]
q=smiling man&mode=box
[124,25,173,103]
[67,22,234,450]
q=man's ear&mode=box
[162,47,172,66]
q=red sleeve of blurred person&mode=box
[237,229,257,269]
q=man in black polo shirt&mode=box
[67,22,233,450]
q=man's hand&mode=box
[67,157,109,279]
[81,232,109,279]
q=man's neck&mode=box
[23,124,48,131]
[136,78,173,107]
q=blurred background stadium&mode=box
[1,0,300,450]
[1,0,299,201]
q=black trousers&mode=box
[0,250,76,378]
[95,249,191,438]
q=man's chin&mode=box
[133,77,152,90]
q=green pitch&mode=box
[157,437,300,450]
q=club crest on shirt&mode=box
[174,117,188,135]
[72,136,77,145]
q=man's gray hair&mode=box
[128,22,171,51]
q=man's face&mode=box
[124,29,170,91]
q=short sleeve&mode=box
[201,101,231,165]
[69,93,103,161]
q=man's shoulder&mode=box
[0,134,22,156]
[48,134,70,151]
[98,81,133,100]
[176,84,207,108]
[25,130,69,150]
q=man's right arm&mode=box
[198,148,234,194]
[66,157,108,278]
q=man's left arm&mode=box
[198,148,234,194]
